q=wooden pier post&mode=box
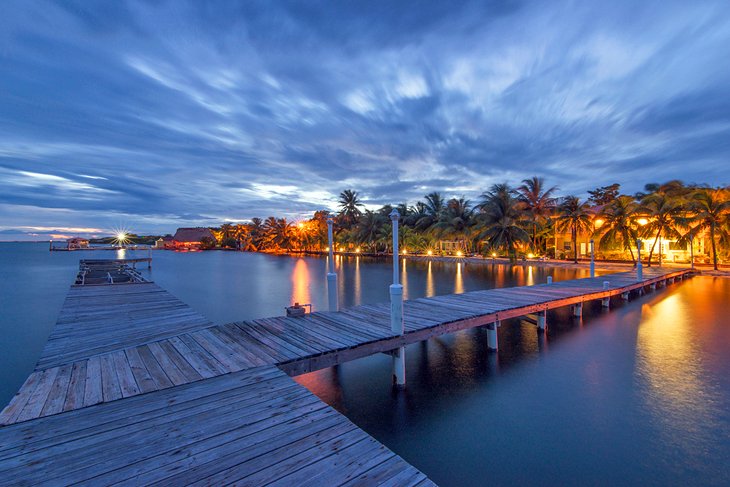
[573,303,583,318]
[537,311,547,332]
[621,291,630,301]
[487,321,499,351]
[601,281,610,308]
[389,209,405,387]
[636,239,643,281]
[547,276,553,285]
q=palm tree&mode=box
[338,189,363,228]
[263,217,295,251]
[639,192,683,266]
[476,184,528,261]
[432,197,474,251]
[516,177,558,253]
[596,195,640,263]
[355,210,386,251]
[245,217,266,251]
[555,196,593,263]
[690,188,730,270]
[415,192,445,231]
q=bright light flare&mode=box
[456,250,463,257]
[637,218,649,226]
[427,249,433,256]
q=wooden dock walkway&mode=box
[0,366,431,486]
[1,266,691,426]
[0,261,691,485]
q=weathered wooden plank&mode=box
[110,350,141,398]
[39,364,73,417]
[99,353,122,402]
[146,342,188,386]
[136,345,174,390]
[62,360,87,412]
[0,370,43,425]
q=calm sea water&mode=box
[1,242,728,485]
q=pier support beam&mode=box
[537,311,547,332]
[601,281,610,308]
[636,239,643,281]
[573,303,583,318]
[392,346,406,387]
[487,321,499,351]
[621,292,630,301]
[547,276,553,285]
[389,209,405,387]
[650,283,656,291]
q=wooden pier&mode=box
[0,261,691,485]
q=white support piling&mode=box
[537,311,547,332]
[636,239,643,281]
[589,240,595,278]
[650,283,656,291]
[573,302,583,318]
[547,276,553,285]
[621,291,630,301]
[487,321,499,351]
[389,209,405,387]
[601,281,610,308]
[326,215,339,312]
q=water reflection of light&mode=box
[291,259,311,305]
[116,248,126,258]
[455,262,464,294]
[635,294,714,453]
[527,266,534,286]
[353,256,361,305]
[426,261,435,297]
[402,257,409,299]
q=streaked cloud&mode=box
[1,0,729,239]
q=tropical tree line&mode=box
[209,179,730,270]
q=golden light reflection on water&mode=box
[291,258,311,305]
[527,266,534,286]
[454,262,464,294]
[426,261,435,297]
[353,256,361,305]
[635,293,713,449]
[402,257,409,300]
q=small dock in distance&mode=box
[0,260,692,485]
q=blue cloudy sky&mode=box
[1,0,729,240]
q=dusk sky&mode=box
[1,0,730,240]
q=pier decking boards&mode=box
[0,260,691,485]
[37,282,213,369]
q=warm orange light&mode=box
[402,249,408,255]
[637,218,649,226]
[355,247,361,253]
[492,252,497,257]
[427,249,433,256]
[456,250,463,257]
[527,253,534,259]
[297,222,304,229]
[325,246,330,251]
[594,218,604,228]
